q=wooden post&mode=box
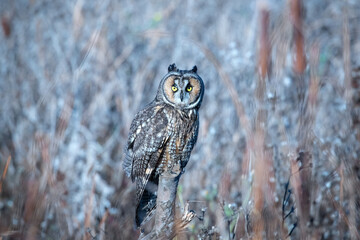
[140,163,196,240]
[154,171,181,238]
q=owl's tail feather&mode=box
[136,180,158,227]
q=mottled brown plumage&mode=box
[123,64,204,227]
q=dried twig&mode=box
[83,177,95,240]
[0,155,11,193]
[291,0,306,74]
[98,208,109,240]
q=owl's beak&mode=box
[180,91,184,102]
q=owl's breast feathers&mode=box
[164,107,199,170]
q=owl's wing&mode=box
[123,105,169,227]
[123,105,169,180]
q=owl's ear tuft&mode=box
[168,63,177,72]
[191,65,197,73]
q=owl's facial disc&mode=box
[163,74,202,109]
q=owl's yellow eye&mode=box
[172,86,178,92]
[186,86,192,92]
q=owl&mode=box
[123,63,205,227]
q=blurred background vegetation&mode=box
[0,0,360,239]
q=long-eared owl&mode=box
[123,63,205,227]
